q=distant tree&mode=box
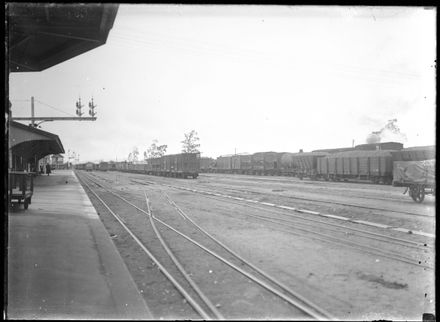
[144,139,167,159]
[181,130,200,153]
[128,146,139,162]
[132,146,139,161]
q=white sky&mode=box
[9,5,436,163]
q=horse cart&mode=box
[9,171,34,209]
[392,160,435,203]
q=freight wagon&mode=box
[391,146,436,162]
[317,150,395,184]
[85,162,95,172]
[98,161,109,171]
[114,153,200,179]
[200,157,216,173]
[392,159,435,203]
[250,152,281,175]
[160,153,200,178]
[281,152,329,179]
[215,155,233,173]
[232,154,252,174]
[108,162,117,171]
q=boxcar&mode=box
[142,153,200,178]
[216,155,233,173]
[85,162,94,172]
[200,157,215,173]
[231,154,252,174]
[251,153,265,174]
[108,162,117,171]
[280,153,296,176]
[130,162,147,174]
[115,161,128,172]
[98,161,109,171]
[263,152,280,175]
[160,153,200,178]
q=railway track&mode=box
[122,173,433,218]
[121,174,435,238]
[192,185,433,218]
[160,189,433,271]
[77,171,334,320]
[199,173,423,202]
[91,171,433,268]
[117,175,434,267]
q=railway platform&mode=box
[6,170,152,320]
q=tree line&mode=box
[127,130,200,162]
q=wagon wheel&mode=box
[410,185,425,203]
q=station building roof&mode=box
[7,3,119,72]
[9,121,65,161]
[7,3,118,165]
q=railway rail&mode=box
[158,187,433,270]
[121,175,434,266]
[89,171,433,269]
[125,174,432,219]
[199,174,433,205]
[77,171,334,320]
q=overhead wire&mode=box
[110,30,419,88]
[34,99,76,117]
[112,26,421,81]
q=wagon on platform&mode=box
[9,171,34,209]
[392,159,435,203]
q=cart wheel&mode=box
[24,199,29,210]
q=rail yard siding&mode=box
[76,143,435,185]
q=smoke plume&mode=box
[366,119,407,144]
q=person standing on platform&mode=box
[45,163,51,176]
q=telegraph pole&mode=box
[12,97,98,125]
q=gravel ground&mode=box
[78,171,435,320]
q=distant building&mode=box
[37,154,65,173]
[51,154,64,169]
[38,155,51,173]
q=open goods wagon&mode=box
[317,150,395,184]
[98,161,109,171]
[108,162,117,171]
[393,159,435,203]
[391,145,436,162]
[251,152,281,175]
[200,157,216,173]
[115,153,200,179]
[280,152,329,179]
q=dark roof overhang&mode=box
[9,121,65,161]
[7,3,119,73]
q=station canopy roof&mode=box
[7,3,118,72]
[9,121,65,161]
[7,3,118,163]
